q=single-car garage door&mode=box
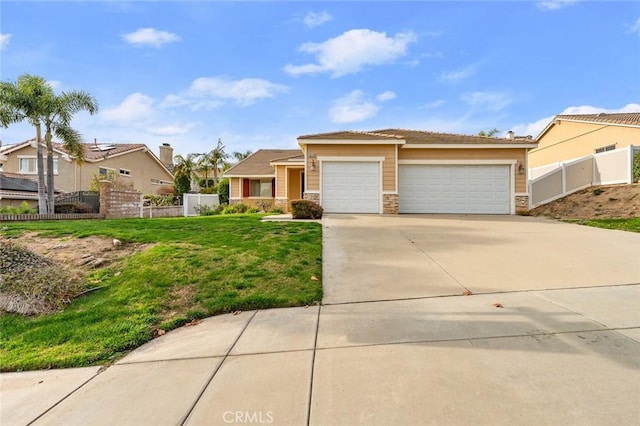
[322,161,380,213]
[399,164,510,214]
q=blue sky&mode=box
[1,0,639,157]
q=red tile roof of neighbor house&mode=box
[224,149,303,176]
[554,112,640,126]
[299,129,535,145]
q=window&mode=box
[119,168,131,177]
[18,156,58,174]
[595,144,616,154]
[250,179,272,197]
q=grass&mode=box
[0,215,322,371]
[568,217,640,233]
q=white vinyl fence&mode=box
[183,194,220,216]
[529,145,637,208]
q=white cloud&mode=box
[182,77,288,107]
[303,11,333,28]
[329,90,380,123]
[101,93,155,123]
[47,80,62,90]
[627,17,640,37]
[122,28,180,48]
[537,0,579,11]
[511,103,640,137]
[0,33,12,50]
[146,125,191,136]
[376,91,396,102]
[423,99,446,109]
[284,29,417,78]
[462,91,513,112]
[440,64,477,83]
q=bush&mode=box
[217,178,229,205]
[54,202,94,214]
[143,194,179,207]
[222,205,237,215]
[633,152,640,183]
[290,199,323,219]
[268,207,285,215]
[235,203,249,213]
[199,187,217,194]
[194,204,223,216]
[0,201,37,215]
[246,207,260,213]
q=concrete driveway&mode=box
[2,215,639,425]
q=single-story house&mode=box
[0,139,175,195]
[529,112,640,168]
[225,129,537,215]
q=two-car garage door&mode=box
[398,165,511,214]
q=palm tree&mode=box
[173,153,199,195]
[0,74,97,213]
[196,152,214,188]
[0,74,52,212]
[233,150,252,162]
[209,138,229,186]
[42,91,98,212]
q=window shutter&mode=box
[272,178,276,198]
[243,178,250,197]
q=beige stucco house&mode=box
[0,139,174,195]
[529,113,640,168]
[225,129,537,215]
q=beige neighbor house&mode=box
[225,129,537,215]
[0,139,175,195]
[529,113,640,168]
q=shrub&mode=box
[194,204,223,216]
[217,178,230,205]
[268,207,285,215]
[0,201,37,215]
[143,194,179,206]
[222,205,238,215]
[246,207,260,213]
[199,187,217,194]
[290,199,323,219]
[633,152,640,183]
[54,202,94,214]
[235,203,249,213]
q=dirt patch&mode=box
[0,233,152,314]
[529,184,640,220]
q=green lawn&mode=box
[0,215,322,371]
[568,217,640,233]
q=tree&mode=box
[196,151,214,188]
[233,150,252,162]
[0,74,97,213]
[42,90,98,212]
[173,153,198,195]
[208,138,229,186]
[478,128,500,137]
[0,74,51,212]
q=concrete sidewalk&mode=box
[2,216,639,425]
[4,284,639,426]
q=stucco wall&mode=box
[2,145,173,195]
[529,121,639,167]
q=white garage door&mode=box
[322,161,380,213]
[399,165,511,214]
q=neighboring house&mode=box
[529,113,640,168]
[224,129,537,215]
[0,171,59,208]
[0,139,175,195]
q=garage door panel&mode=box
[399,165,510,214]
[322,162,380,213]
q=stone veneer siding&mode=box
[383,194,399,214]
[303,192,320,203]
[515,195,530,214]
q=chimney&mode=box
[506,130,515,140]
[159,143,174,170]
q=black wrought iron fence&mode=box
[54,191,100,213]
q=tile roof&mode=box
[52,142,147,161]
[298,131,403,141]
[224,149,303,176]
[554,113,640,126]
[372,129,535,145]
